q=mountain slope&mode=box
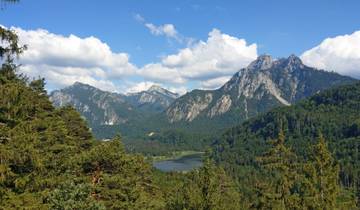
[127,85,179,112]
[211,82,360,192]
[165,55,356,133]
[50,82,139,127]
[49,82,180,139]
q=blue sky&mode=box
[1,0,360,93]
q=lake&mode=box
[153,153,203,172]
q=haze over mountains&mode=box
[50,55,357,139]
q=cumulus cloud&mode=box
[200,76,232,89]
[301,30,360,78]
[20,64,119,92]
[126,81,187,95]
[10,26,257,94]
[126,81,161,93]
[139,63,186,84]
[12,27,137,91]
[138,28,257,85]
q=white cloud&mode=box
[138,28,257,85]
[12,27,137,91]
[20,64,119,92]
[301,30,360,78]
[126,81,160,93]
[10,26,257,94]
[139,63,186,84]
[145,23,178,38]
[134,14,184,43]
[125,81,187,95]
[168,86,188,95]
[200,76,232,89]
[134,13,145,22]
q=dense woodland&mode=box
[211,82,360,208]
[1,2,359,209]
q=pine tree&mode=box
[257,129,301,209]
[302,133,342,209]
[167,159,241,210]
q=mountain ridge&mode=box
[49,54,357,140]
[165,55,356,126]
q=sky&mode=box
[1,0,360,94]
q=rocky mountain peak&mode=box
[147,85,179,99]
[166,54,356,125]
[283,54,304,70]
[148,85,163,92]
[72,81,89,87]
[247,54,273,70]
[69,81,97,91]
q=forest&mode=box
[0,1,359,209]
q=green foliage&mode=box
[0,25,26,63]
[212,83,360,208]
[47,181,106,210]
[307,134,340,208]
[161,160,242,210]
[256,130,301,209]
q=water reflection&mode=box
[153,154,203,172]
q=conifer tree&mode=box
[302,133,342,209]
[257,129,301,209]
[167,159,241,210]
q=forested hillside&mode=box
[0,25,242,209]
[212,82,360,208]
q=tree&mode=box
[257,129,301,209]
[302,133,343,209]
[47,181,106,210]
[166,159,241,210]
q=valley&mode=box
[1,1,360,208]
[49,54,357,155]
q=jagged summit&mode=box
[247,54,273,70]
[166,54,356,125]
[282,54,304,70]
[67,81,99,91]
[145,85,179,99]
[247,54,304,72]
[148,85,164,92]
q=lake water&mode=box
[153,153,203,172]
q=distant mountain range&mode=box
[127,85,179,112]
[49,55,357,139]
[50,83,178,128]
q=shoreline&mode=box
[146,150,205,162]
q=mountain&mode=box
[50,55,356,142]
[126,85,179,112]
[211,82,360,197]
[49,82,179,138]
[50,82,138,127]
[165,55,356,132]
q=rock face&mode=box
[127,85,179,112]
[165,55,356,125]
[50,54,357,139]
[208,95,232,118]
[49,82,133,126]
[166,92,213,122]
[49,83,179,127]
